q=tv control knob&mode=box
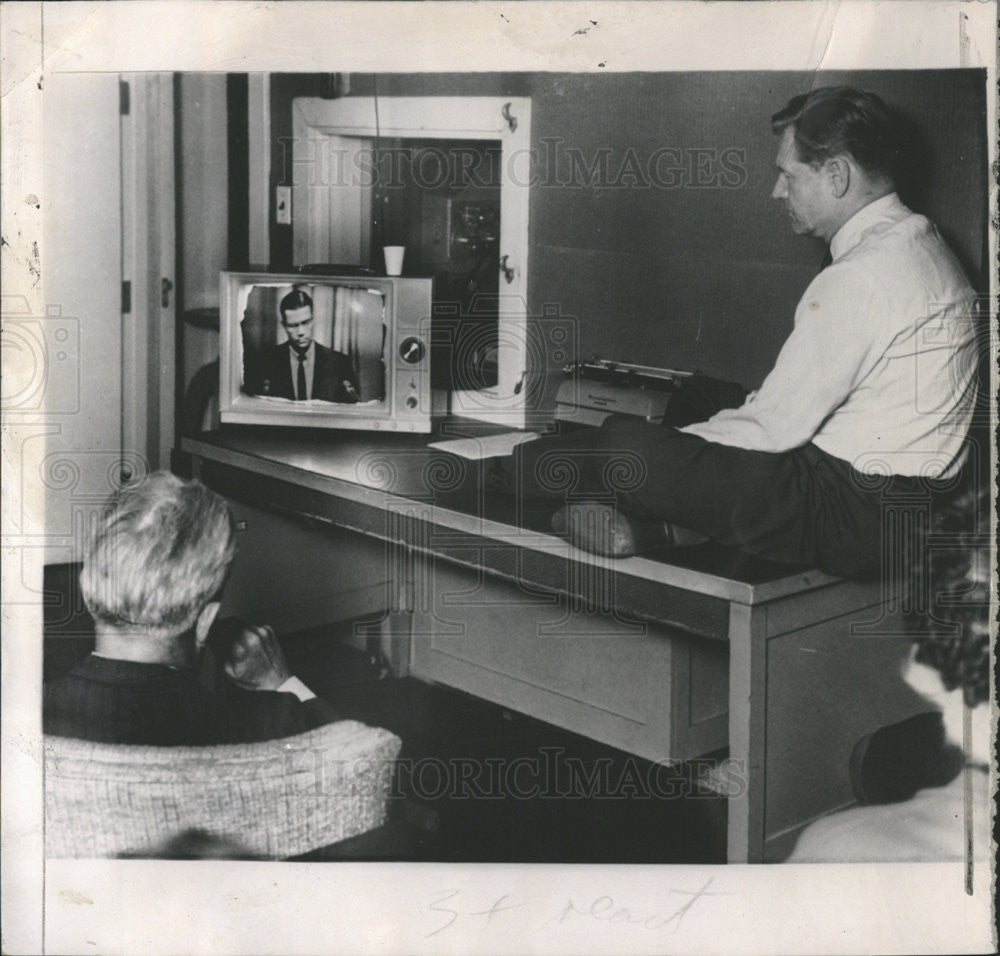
[405,395,418,409]
[399,336,425,365]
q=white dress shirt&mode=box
[682,193,978,477]
[276,675,317,702]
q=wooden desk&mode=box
[182,426,927,862]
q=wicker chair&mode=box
[45,720,402,859]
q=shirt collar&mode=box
[291,341,314,362]
[86,654,184,676]
[829,192,907,262]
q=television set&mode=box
[219,270,436,432]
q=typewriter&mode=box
[554,358,693,428]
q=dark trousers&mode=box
[503,376,917,577]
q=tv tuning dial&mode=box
[399,336,425,365]
[405,395,418,409]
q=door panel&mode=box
[40,74,123,563]
[121,72,176,473]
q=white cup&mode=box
[383,245,405,276]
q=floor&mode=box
[282,623,729,863]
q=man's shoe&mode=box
[551,501,707,557]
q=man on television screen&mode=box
[257,289,360,403]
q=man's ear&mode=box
[194,601,221,649]
[826,156,851,198]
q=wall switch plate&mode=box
[275,186,292,225]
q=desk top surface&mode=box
[183,424,841,606]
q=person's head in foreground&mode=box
[770,86,899,243]
[79,470,236,667]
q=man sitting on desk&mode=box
[495,87,978,578]
[257,289,360,403]
[43,471,337,745]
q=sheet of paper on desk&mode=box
[428,431,541,460]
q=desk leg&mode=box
[726,602,767,863]
[375,607,413,677]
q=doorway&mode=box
[377,137,501,391]
[291,96,530,426]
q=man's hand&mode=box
[223,623,293,691]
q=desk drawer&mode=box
[410,558,728,765]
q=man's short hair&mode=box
[771,86,898,183]
[80,471,236,636]
[279,288,313,324]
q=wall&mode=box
[269,70,989,403]
[527,70,988,394]
[40,74,124,563]
[178,75,229,402]
[179,75,229,313]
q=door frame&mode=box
[292,95,531,427]
[121,72,176,473]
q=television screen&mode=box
[238,281,385,406]
[219,271,434,432]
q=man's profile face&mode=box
[282,305,314,353]
[771,127,836,241]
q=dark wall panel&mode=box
[267,69,988,408]
[524,69,987,401]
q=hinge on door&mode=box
[119,80,130,116]
[122,280,131,313]
[501,102,518,133]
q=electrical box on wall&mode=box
[275,186,292,225]
[420,195,499,271]
[451,200,499,258]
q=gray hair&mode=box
[80,471,236,636]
